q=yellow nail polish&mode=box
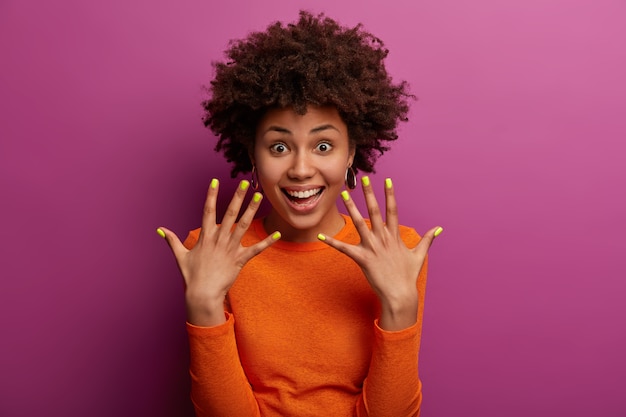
[317,233,326,241]
[271,231,281,240]
[341,190,350,201]
[253,192,262,203]
[361,176,370,187]
[240,180,250,191]
[210,178,218,189]
[434,227,443,237]
[156,228,166,239]
[385,178,393,189]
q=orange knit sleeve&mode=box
[187,315,261,417]
[357,323,423,417]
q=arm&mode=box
[157,179,280,416]
[319,176,441,416]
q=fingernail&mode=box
[253,192,262,203]
[271,231,281,240]
[317,233,326,241]
[385,178,393,189]
[240,180,250,191]
[156,228,166,239]
[434,227,444,237]
[341,190,350,201]
[361,176,370,187]
[210,178,218,189]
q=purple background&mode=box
[1,0,625,416]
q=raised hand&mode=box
[157,179,281,327]
[318,177,442,331]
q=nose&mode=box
[287,151,316,180]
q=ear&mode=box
[347,142,356,167]
[248,147,255,167]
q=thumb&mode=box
[413,226,443,258]
[156,227,188,260]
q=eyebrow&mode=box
[263,124,340,135]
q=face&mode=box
[253,105,355,242]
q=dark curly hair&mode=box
[203,11,414,177]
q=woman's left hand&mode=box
[318,177,442,331]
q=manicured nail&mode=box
[210,178,218,189]
[385,178,393,189]
[253,192,262,203]
[341,190,350,201]
[434,227,444,237]
[271,231,281,240]
[361,176,370,187]
[240,180,250,191]
[156,228,166,239]
[317,233,326,241]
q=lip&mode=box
[282,185,323,192]
[280,186,325,213]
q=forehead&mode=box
[256,105,348,135]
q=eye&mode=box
[316,142,333,153]
[270,143,288,154]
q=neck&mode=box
[263,209,346,243]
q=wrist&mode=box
[185,293,227,327]
[378,292,418,331]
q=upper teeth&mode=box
[287,188,321,198]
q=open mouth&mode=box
[282,187,324,206]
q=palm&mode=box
[157,179,280,326]
[319,177,441,330]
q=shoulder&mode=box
[398,225,422,249]
[183,228,201,250]
[341,214,421,248]
[182,219,263,250]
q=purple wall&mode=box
[1,0,625,416]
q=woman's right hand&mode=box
[157,179,280,327]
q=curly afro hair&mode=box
[203,11,414,177]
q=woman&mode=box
[157,11,442,417]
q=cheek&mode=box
[323,158,350,182]
[256,161,282,185]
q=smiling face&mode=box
[253,105,355,242]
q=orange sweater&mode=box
[183,214,428,417]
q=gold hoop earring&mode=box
[345,166,357,190]
[250,165,260,191]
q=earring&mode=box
[250,165,260,191]
[345,166,357,190]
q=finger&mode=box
[360,176,384,233]
[242,230,282,261]
[231,191,264,242]
[339,190,370,239]
[384,178,399,233]
[219,180,251,236]
[412,226,444,259]
[317,232,360,260]
[156,226,188,261]
[200,178,220,237]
